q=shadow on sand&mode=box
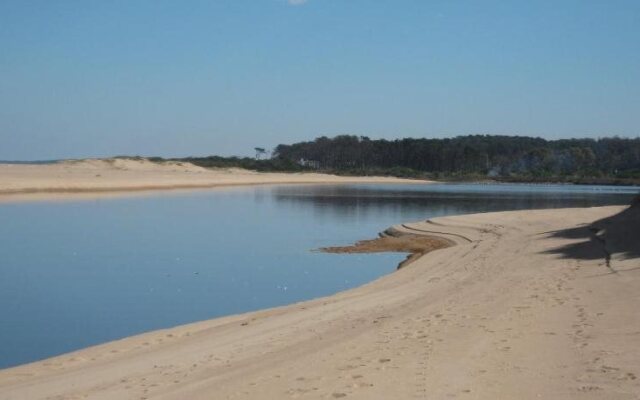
[542,196,640,266]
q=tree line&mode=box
[270,135,640,183]
[163,134,640,184]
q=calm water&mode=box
[0,183,637,368]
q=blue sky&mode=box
[1,0,638,160]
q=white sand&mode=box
[1,202,638,399]
[0,158,423,202]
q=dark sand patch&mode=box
[319,228,452,269]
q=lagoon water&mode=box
[0,183,637,369]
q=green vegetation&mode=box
[170,155,305,172]
[272,135,640,185]
[159,135,640,185]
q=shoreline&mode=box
[319,226,455,269]
[0,180,420,203]
[0,158,427,203]
[2,204,638,398]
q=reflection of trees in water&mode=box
[269,185,635,222]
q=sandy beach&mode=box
[2,0,638,397]
[0,200,638,399]
[0,158,422,202]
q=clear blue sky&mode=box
[1,0,638,160]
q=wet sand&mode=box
[1,202,639,399]
[319,227,453,268]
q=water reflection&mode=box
[271,183,638,221]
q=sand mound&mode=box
[62,158,208,173]
[0,159,422,200]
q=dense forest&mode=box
[174,135,640,185]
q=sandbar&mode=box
[0,158,425,202]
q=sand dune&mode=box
[0,158,422,201]
[1,203,639,399]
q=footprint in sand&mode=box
[578,385,602,392]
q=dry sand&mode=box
[0,158,422,202]
[1,201,639,399]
